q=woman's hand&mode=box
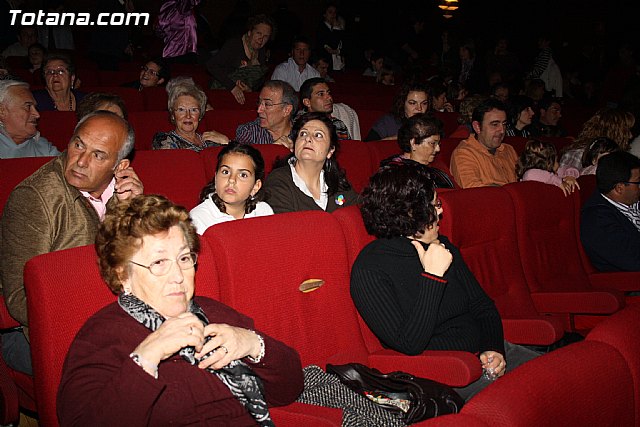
[202,130,230,145]
[231,82,245,104]
[560,176,580,197]
[442,102,454,113]
[480,351,506,378]
[411,239,453,277]
[195,324,262,370]
[273,135,293,150]
[132,313,206,375]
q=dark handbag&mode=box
[326,363,464,424]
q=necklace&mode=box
[53,92,73,111]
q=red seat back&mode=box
[439,187,564,344]
[433,111,462,138]
[38,111,76,152]
[131,149,207,210]
[203,211,369,367]
[356,109,386,139]
[336,139,375,193]
[438,137,464,167]
[0,156,52,216]
[128,111,173,150]
[460,340,634,426]
[203,110,257,141]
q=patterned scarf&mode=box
[118,293,274,426]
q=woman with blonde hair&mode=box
[559,108,634,173]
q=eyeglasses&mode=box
[425,139,441,147]
[129,252,198,276]
[623,181,640,186]
[257,99,286,109]
[173,106,201,116]
[433,198,442,209]
[44,68,68,76]
[141,65,160,77]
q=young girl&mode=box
[516,139,580,196]
[580,137,619,175]
[190,142,273,234]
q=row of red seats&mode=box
[14,190,640,426]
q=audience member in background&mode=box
[446,82,468,111]
[581,151,640,272]
[362,50,384,78]
[1,111,143,374]
[32,53,85,112]
[450,98,517,188]
[381,113,454,188]
[76,92,128,121]
[190,143,273,234]
[0,56,16,80]
[506,95,535,137]
[580,137,620,176]
[316,3,346,72]
[559,108,634,173]
[36,0,74,50]
[235,80,296,148]
[351,161,539,401]
[156,0,201,63]
[516,139,579,196]
[0,80,59,158]
[58,194,303,425]
[430,83,454,113]
[377,67,395,86]
[264,112,358,213]
[485,37,521,85]
[311,53,334,82]
[122,58,170,91]
[365,82,430,141]
[270,36,320,92]
[299,77,351,140]
[457,39,484,95]
[207,14,274,104]
[1,26,37,58]
[153,83,229,151]
[524,79,546,104]
[26,42,45,76]
[490,82,510,104]
[449,94,486,139]
[528,97,567,137]
[525,35,563,98]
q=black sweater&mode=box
[350,236,504,356]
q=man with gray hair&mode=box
[235,80,297,148]
[1,111,144,374]
[0,80,59,158]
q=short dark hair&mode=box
[148,57,170,83]
[247,14,276,35]
[472,98,507,126]
[596,151,640,194]
[299,77,327,108]
[199,142,266,214]
[361,161,438,239]
[538,96,561,111]
[76,92,128,120]
[291,35,311,50]
[397,113,442,154]
[43,52,75,75]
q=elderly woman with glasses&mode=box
[32,53,85,111]
[381,113,455,188]
[57,194,303,426]
[351,161,539,401]
[152,82,230,151]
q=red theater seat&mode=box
[128,111,173,150]
[433,111,462,138]
[131,149,207,210]
[336,140,375,193]
[37,111,76,151]
[503,181,625,330]
[0,156,52,215]
[439,187,564,345]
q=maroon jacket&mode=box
[58,297,303,426]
